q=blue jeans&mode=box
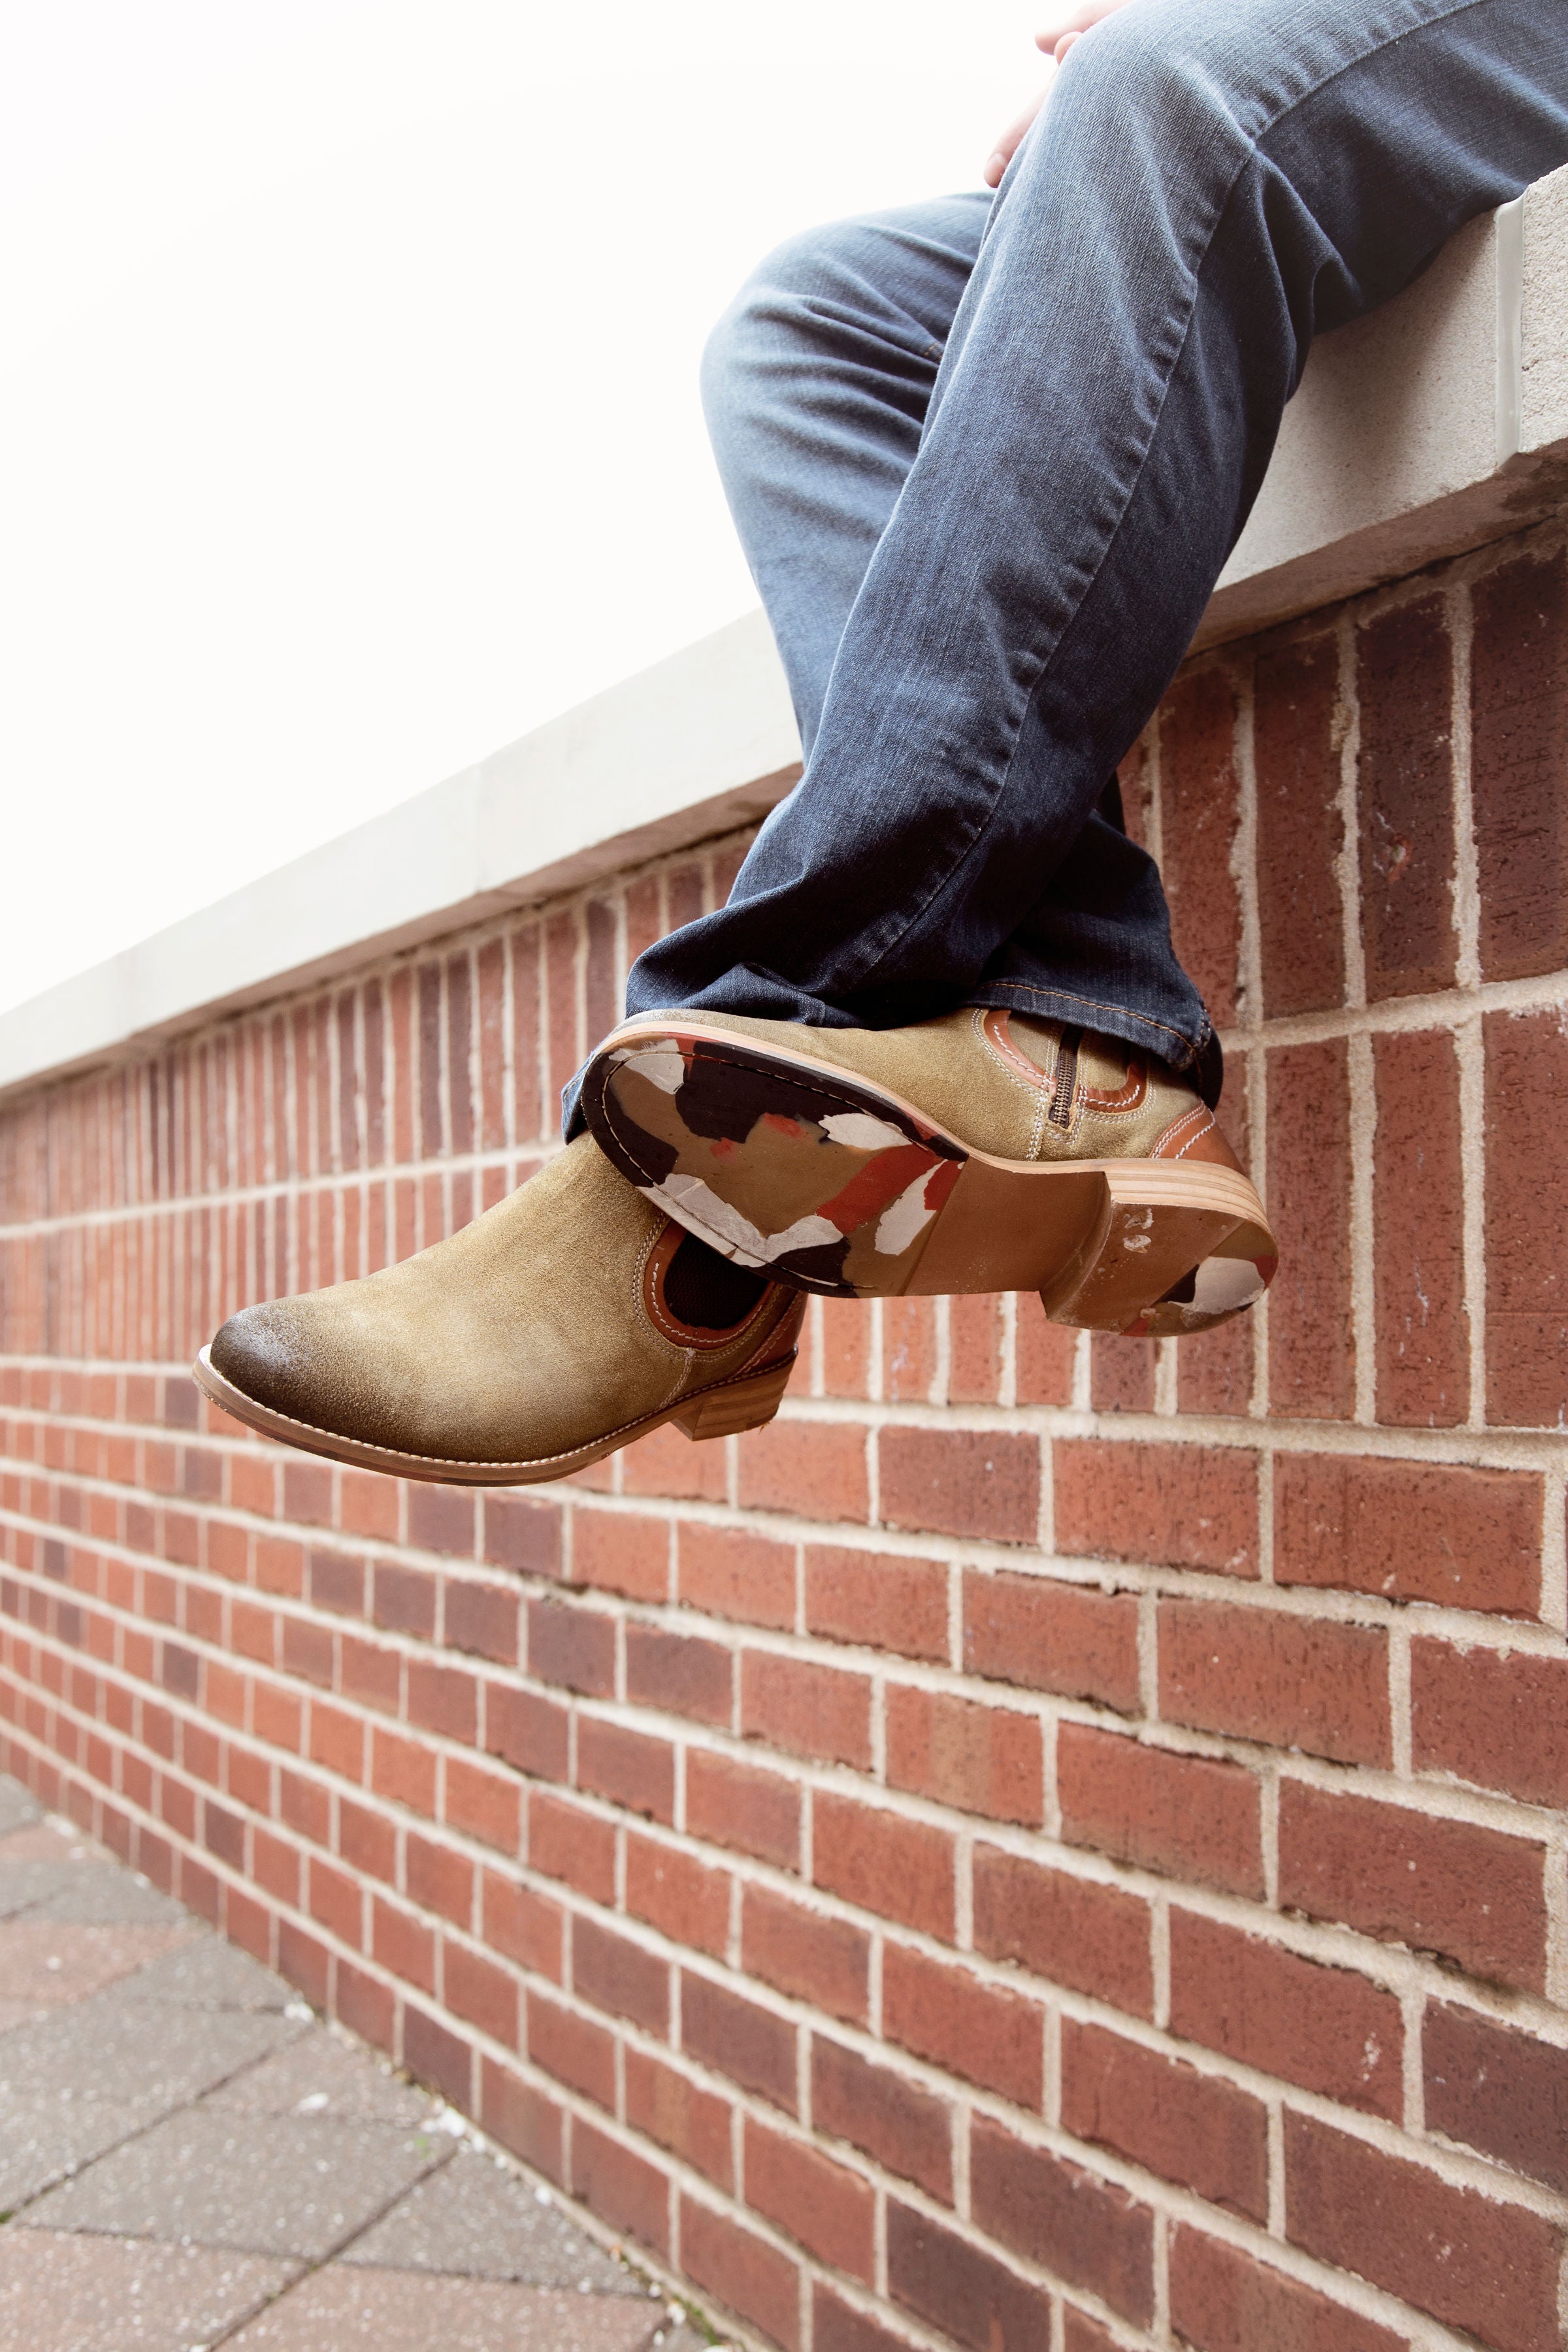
[570,0,1568,1132]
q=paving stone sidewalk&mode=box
[0,1774,717,2351]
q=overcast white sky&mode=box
[0,2,1047,1016]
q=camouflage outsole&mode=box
[582,1022,1277,1328]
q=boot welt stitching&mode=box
[202,1354,798,1476]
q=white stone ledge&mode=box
[3,164,1566,1107]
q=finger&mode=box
[1034,0,1125,54]
[1053,27,1082,60]
[984,90,1045,188]
[1034,1,1099,50]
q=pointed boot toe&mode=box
[209,1299,316,1423]
[195,1135,804,1485]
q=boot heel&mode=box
[672,1356,796,1442]
[1040,1173,1276,1337]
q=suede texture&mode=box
[210,1135,800,1467]
[627,1007,1210,1162]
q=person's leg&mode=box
[700,195,988,758]
[618,0,1568,1087]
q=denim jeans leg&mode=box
[699,195,989,759]
[564,0,1568,1137]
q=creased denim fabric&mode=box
[566,0,1568,1134]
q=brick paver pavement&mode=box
[0,1776,716,2352]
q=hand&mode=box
[1035,0,1134,63]
[983,0,1137,187]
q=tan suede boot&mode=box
[581,1007,1275,1335]
[194,1135,804,1484]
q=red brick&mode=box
[1054,1439,1257,1575]
[881,1943,1041,2105]
[812,1792,954,1938]
[1169,2225,1405,2352]
[1170,1909,1403,2119]
[678,1522,796,1631]
[887,2201,1055,2352]
[680,2196,800,2352]
[1373,1029,1467,1426]
[877,1427,1037,1544]
[1411,1638,1568,1806]
[441,1754,519,1853]
[368,1725,433,1813]
[442,1940,518,2046]
[809,2036,953,2202]
[621,1418,730,1502]
[969,2115,1156,2327]
[741,1652,870,1769]
[406,1483,475,1559]
[803,1545,949,1662]
[819,1298,874,1398]
[745,2117,874,2283]
[813,2287,921,2352]
[742,1886,868,2027]
[372,1563,436,1640]
[1473,545,1568,981]
[572,1509,669,1603]
[406,1831,474,1927]
[481,1869,562,1979]
[685,1748,800,1871]
[1062,2017,1267,2220]
[1089,1334,1156,1414]
[1161,664,1243,1028]
[1278,1781,1546,1992]
[882,1297,938,1402]
[963,1568,1140,1710]
[480,2057,564,2185]
[1062,2314,1120,2352]
[1286,2112,1562,2352]
[483,1684,570,1781]
[1176,1234,1256,1416]
[949,1292,1003,1404]
[1267,1040,1354,1418]
[528,1990,615,2109]
[405,1659,476,1743]
[529,1790,615,1903]
[572,1915,670,2035]
[402,2006,472,2109]
[1256,630,1345,1017]
[1059,1725,1263,1897]
[1356,596,1456,998]
[1273,1454,1541,1618]
[1486,1006,1568,1427]
[682,1971,798,2113]
[1015,1303,1077,1405]
[1425,2000,1568,2194]
[570,2117,669,2255]
[481,1493,561,1577]
[625,1624,732,1725]
[576,1717,674,1823]
[973,1847,1152,2017]
[623,2047,733,2189]
[625,1831,730,1958]
[885,1685,1041,1823]
[738,1420,868,1524]
[1159,1600,1390,1765]
[527,1597,614,1696]
[372,1898,436,1994]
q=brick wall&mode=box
[3,517,1568,2352]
